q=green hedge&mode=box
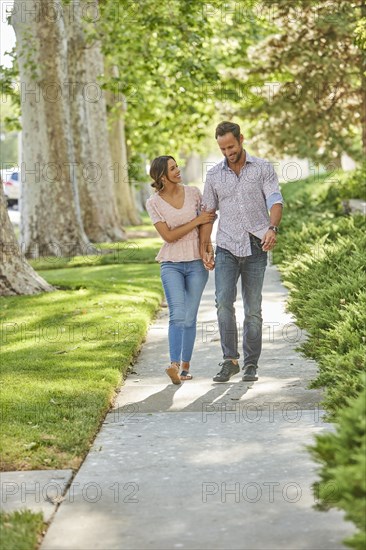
[274,168,366,549]
[277,215,365,414]
[309,384,366,550]
[336,162,366,200]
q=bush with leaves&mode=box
[274,169,366,549]
[309,383,366,550]
[336,162,366,200]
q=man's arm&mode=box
[200,174,218,269]
[261,162,284,252]
[199,223,214,270]
[261,203,283,252]
[269,203,282,227]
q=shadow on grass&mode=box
[0,261,164,470]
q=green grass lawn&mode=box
[128,211,159,232]
[0,510,44,550]
[1,238,163,472]
[28,236,162,272]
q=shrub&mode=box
[275,170,366,548]
[336,162,366,200]
[309,383,366,550]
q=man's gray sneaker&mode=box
[242,365,258,381]
[213,360,240,382]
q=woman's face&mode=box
[166,159,182,184]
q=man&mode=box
[200,121,283,383]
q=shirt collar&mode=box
[222,149,254,170]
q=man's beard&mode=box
[227,149,243,164]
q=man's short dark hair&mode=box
[215,121,241,142]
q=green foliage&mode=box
[0,510,44,550]
[336,162,366,200]
[0,50,21,132]
[280,222,365,413]
[223,0,364,163]
[309,384,366,550]
[127,152,150,186]
[0,93,19,164]
[275,171,366,548]
[99,0,224,156]
[2,0,364,163]
[0,131,18,166]
[354,9,366,49]
[275,172,366,416]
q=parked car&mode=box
[1,169,20,207]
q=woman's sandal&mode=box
[180,370,193,381]
[165,365,181,385]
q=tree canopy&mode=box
[98,0,223,157]
[220,0,365,163]
[1,0,364,165]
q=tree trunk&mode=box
[64,0,126,242]
[105,64,141,225]
[135,183,152,213]
[12,0,92,258]
[0,185,54,295]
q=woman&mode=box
[146,156,215,384]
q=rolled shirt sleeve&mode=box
[262,163,284,211]
[200,152,283,256]
[266,191,284,210]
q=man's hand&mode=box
[203,251,215,271]
[261,229,277,252]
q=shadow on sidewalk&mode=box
[112,379,253,415]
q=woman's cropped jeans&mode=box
[161,260,209,363]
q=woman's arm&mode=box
[199,222,215,270]
[154,210,215,243]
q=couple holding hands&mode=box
[146,121,283,385]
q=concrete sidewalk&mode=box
[41,265,355,550]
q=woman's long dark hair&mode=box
[149,155,176,192]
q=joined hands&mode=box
[203,251,215,271]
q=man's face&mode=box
[217,132,244,164]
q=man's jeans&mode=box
[215,236,267,367]
[161,260,209,363]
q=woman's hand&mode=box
[195,210,215,226]
[203,251,215,271]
